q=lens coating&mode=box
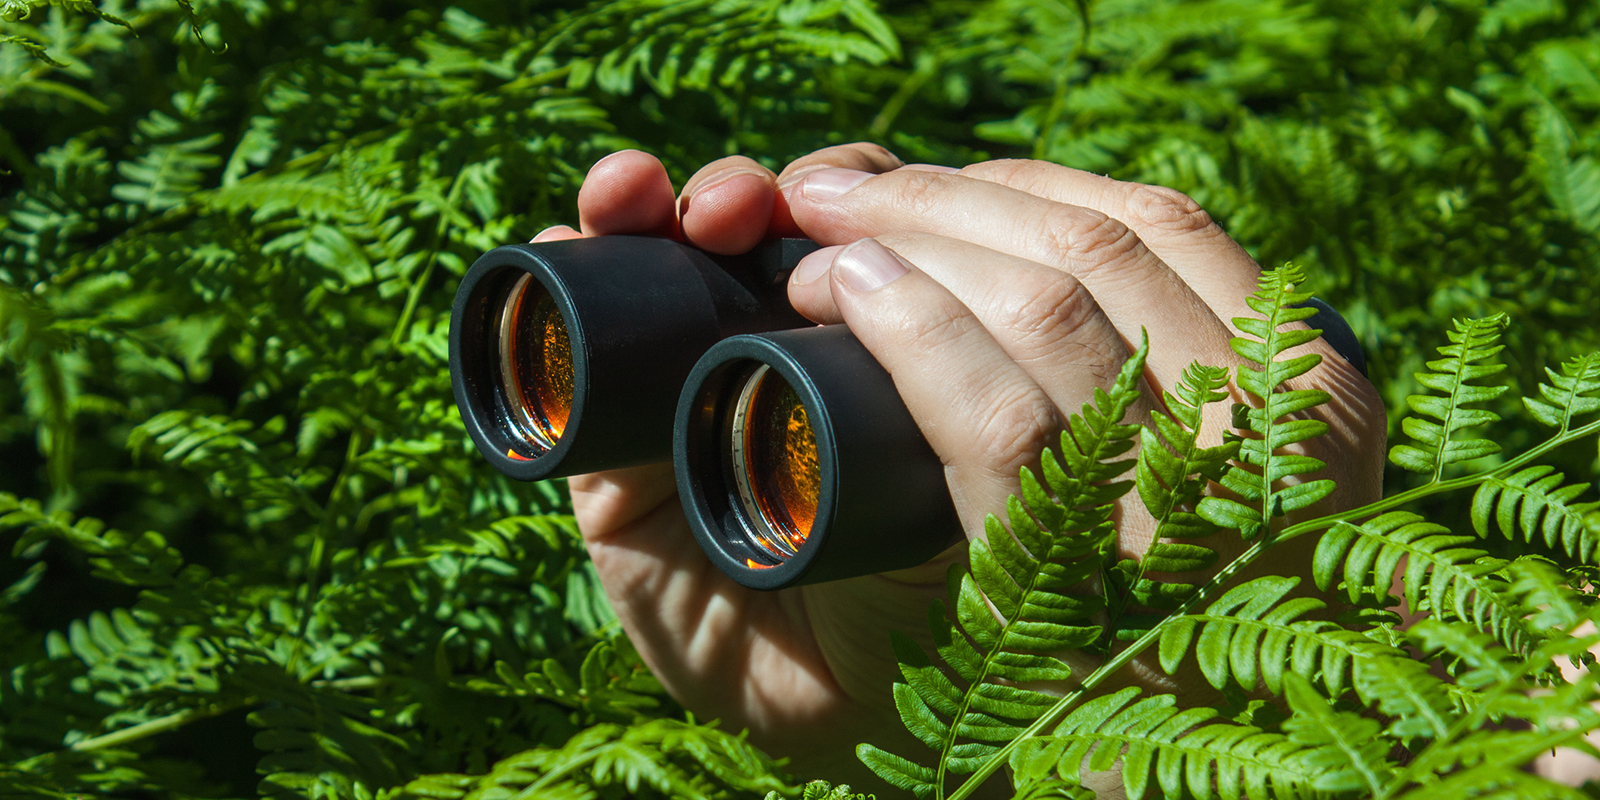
[498,274,574,453]
[730,365,819,562]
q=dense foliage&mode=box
[1,0,1597,798]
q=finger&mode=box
[530,224,583,243]
[790,234,1130,417]
[769,143,905,238]
[787,168,1237,391]
[577,150,679,239]
[956,160,1260,321]
[676,156,778,255]
[821,238,1069,533]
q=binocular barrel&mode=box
[674,326,961,589]
[450,236,814,480]
[451,236,961,590]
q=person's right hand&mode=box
[537,145,1387,796]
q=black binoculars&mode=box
[449,236,961,590]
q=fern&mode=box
[868,265,1600,799]
[1522,353,1600,433]
[1280,672,1396,795]
[400,717,788,800]
[1156,575,1392,698]
[1198,264,1335,539]
[1313,512,1546,655]
[1026,686,1324,800]
[1105,362,1236,639]
[7,1,1600,798]
[1388,315,1511,480]
[1472,466,1600,563]
[859,335,1149,800]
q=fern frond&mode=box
[1199,264,1335,539]
[1392,614,1600,794]
[1407,619,1520,690]
[1500,558,1593,635]
[863,335,1150,800]
[111,133,224,212]
[1313,511,1544,654]
[464,640,664,724]
[1471,466,1600,564]
[1353,654,1456,741]
[1,493,183,586]
[1281,672,1397,796]
[1156,575,1395,697]
[244,668,412,800]
[1112,361,1237,635]
[1522,352,1600,433]
[1136,362,1235,547]
[402,717,789,800]
[128,409,324,524]
[1017,686,1325,800]
[1389,314,1510,480]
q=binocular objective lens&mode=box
[730,366,820,563]
[497,274,574,454]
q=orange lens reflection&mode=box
[498,275,574,452]
[731,366,819,563]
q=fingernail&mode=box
[790,247,839,285]
[530,225,576,242]
[800,168,873,200]
[835,239,909,292]
[691,167,770,199]
[900,164,959,174]
[591,150,634,169]
[776,165,829,192]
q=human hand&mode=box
[538,146,1388,791]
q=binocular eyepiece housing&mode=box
[450,236,813,480]
[450,236,961,589]
[674,327,961,589]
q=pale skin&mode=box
[532,144,1406,794]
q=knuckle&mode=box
[846,141,904,168]
[1126,184,1215,234]
[967,384,1060,476]
[993,274,1100,348]
[1037,207,1143,272]
[886,170,949,218]
[897,305,979,353]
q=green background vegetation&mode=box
[1,0,1597,796]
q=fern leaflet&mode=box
[1472,466,1600,563]
[1313,511,1545,654]
[1156,575,1398,698]
[1281,672,1397,795]
[1107,361,1236,639]
[1027,686,1325,800]
[1198,264,1335,539]
[1523,352,1600,433]
[1388,314,1510,480]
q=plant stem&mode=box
[391,166,468,348]
[70,697,256,752]
[870,56,937,138]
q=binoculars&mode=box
[449,236,961,590]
